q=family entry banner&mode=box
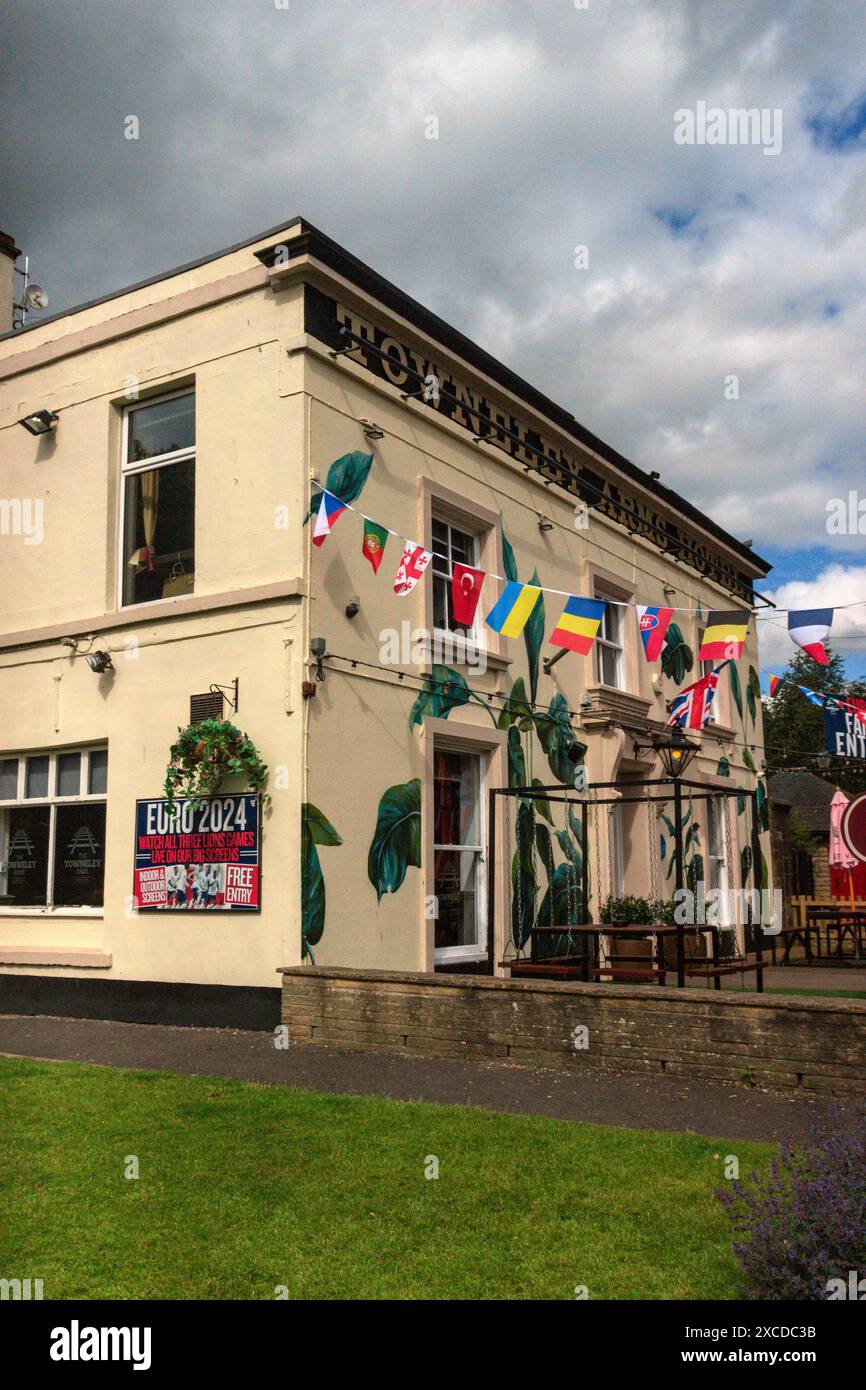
[133,795,260,911]
[824,698,866,761]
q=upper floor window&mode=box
[0,747,108,909]
[432,515,480,638]
[595,588,626,690]
[121,391,195,606]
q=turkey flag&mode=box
[452,563,485,626]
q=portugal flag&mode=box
[362,519,389,574]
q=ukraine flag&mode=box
[550,595,606,654]
[485,581,543,638]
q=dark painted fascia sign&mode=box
[303,282,758,603]
[824,699,866,762]
[133,795,260,911]
[841,792,866,864]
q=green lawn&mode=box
[0,1056,768,1300]
[766,987,866,1000]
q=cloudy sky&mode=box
[2,0,864,677]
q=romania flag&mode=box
[485,581,542,638]
[549,595,606,655]
[698,610,749,661]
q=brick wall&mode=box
[281,966,866,1097]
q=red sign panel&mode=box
[840,793,866,866]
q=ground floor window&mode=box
[0,747,108,908]
[433,746,486,962]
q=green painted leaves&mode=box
[309,450,374,517]
[660,624,694,685]
[409,666,497,729]
[524,569,545,706]
[497,677,534,731]
[368,778,421,901]
[535,692,581,784]
[301,803,343,961]
[716,755,731,777]
[728,661,743,721]
[746,666,761,726]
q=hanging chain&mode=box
[649,802,659,903]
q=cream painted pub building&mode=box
[0,219,772,1026]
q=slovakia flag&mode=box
[394,543,432,595]
[636,605,674,662]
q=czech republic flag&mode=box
[312,489,347,547]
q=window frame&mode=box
[0,745,108,915]
[431,513,483,648]
[118,387,196,610]
[594,585,626,691]
[432,740,488,965]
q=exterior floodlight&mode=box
[19,409,58,436]
[85,650,114,674]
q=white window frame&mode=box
[430,511,485,663]
[118,387,195,609]
[432,742,487,964]
[0,746,108,916]
[595,586,626,691]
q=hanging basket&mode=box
[163,718,270,810]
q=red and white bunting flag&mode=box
[451,563,485,626]
[394,543,432,596]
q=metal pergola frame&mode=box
[487,775,764,990]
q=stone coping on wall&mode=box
[279,965,866,1097]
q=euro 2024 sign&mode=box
[133,794,260,911]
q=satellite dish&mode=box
[24,283,48,311]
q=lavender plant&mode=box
[717,1104,866,1300]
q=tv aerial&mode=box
[12,257,49,329]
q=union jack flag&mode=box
[667,665,727,730]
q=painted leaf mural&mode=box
[537,863,583,927]
[301,802,343,962]
[511,800,537,949]
[536,692,580,784]
[507,725,527,792]
[497,676,534,731]
[309,450,374,518]
[716,755,731,777]
[660,623,694,685]
[368,778,422,901]
[746,665,761,726]
[409,665,497,729]
[524,568,545,706]
[728,661,743,721]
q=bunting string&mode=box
[309,480,866,666]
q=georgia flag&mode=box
[394,543,432,596]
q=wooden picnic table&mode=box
[804,905,866,962]
[506,922,763,990]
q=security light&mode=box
[310,637,329,682]
[345,597,360,619]
[85,650,114,674]
[18,409,58,436]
